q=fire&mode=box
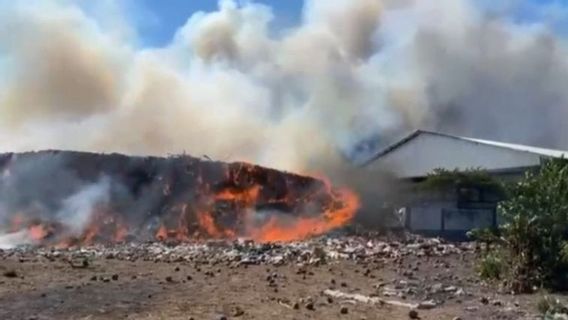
[253,187,359,242]
[28,224,50,241]
[155,225,168,241]
[1,160,360,247]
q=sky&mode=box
[123,0,304,47]
[116,0,568,47]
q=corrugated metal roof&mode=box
[364,130,568,165]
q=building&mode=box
[365,130,568,238]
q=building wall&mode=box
[365,131,548,237]
[407,201,450,231]
[368,133,544,178]
[404,184,502,238]
[406,204,495,238]
[443,208,494,231]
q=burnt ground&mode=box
[0,240,558,320]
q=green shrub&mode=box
[472,158,568,293]
[420,168,505,195]
[477,250,506,280]
[498,158,568,292]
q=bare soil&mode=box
[0,244,554,320]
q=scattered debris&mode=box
[417,300,437,310]
[305,301,315,311]
[323,289,420,309]
[231,306,245,317]
[0,234,473,267]
[2,269,18,278]
[408,309,419,319]
[67,257,89,269]
[340,306,349,314]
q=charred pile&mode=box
[0,151,358,248]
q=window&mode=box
[457,186,482,206]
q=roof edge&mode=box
[362,129,568,167]
[361,129,424,166]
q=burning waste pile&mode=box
[0,150,473,267]
[0,150,359,249]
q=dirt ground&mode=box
[0,244,556,320]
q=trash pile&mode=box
[0,150,358,246]
[0,234,475,267]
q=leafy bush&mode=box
[477,250,507,280]
[420,168,505,195]
[480,158,568,293]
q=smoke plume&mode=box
[0,153,113,248]
[0,0,566,175]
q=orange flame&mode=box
[3,163,359,246]
[251,183,360,242]
[28,224,50,241]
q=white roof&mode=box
[368,130,568,161]
[365,130,568,178]
[460,136,568,158]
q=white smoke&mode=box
[0,0,566,175]
[0,175,111,249]
[0,230,32,249]
[56,177,111,233]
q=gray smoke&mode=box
[56,177,111,233]
[0,154,113,247]
[0,0,565,183]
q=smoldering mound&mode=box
[0,150,358,247]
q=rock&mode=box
[340,306,348,314]
[480,297,489,305]
[69,258,90,269]
[305,302,315,310]
[408,309,419,319]
[492,300,503,306]
[111,274,119,281]
[444,286,457,292]
[417,300,437,310]
[430,283,443,293]
[271,255,284,265]
[231,306,244,317]
[3,270,18,278]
